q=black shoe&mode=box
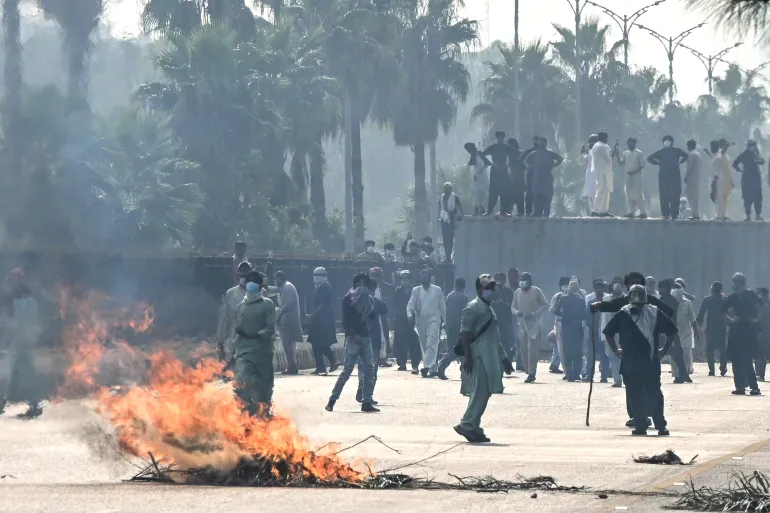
[612,383,623,388]
[638,214,648,219]
[436,372,449,380]
[356,392,362,403]
[721,368,728,377]
[625,418,635,427]
[600,378,608,383]
[420,368,430,378]
[17,403,43,419]
[524,375,536,383]
[673,378,686,384]
[758,376,766,382]
[310,369,328,376]
[751,388,762,396]
[631,430,647,436]
[361,403,380,413]
[411,369,420,375]
[732,389,746,395]
[708,370,715,376]
[563,375,569,381]
[397,366,408,371]
[549,366,563,374]
[685,376,693,383]
[329,362,340,373]
[658,429,670,436]
[0,398,6,416]
[282,367,299,375]
[325,399,335,412]
[590,212,599,217]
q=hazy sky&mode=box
[101,0,768,103]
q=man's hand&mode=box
[462,355,474,374]
[657,347,669,359]
[589,302,601,314]
[502,358,514,375]
[613,347,623,358]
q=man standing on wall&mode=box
[483,131,513,216]
[525,137,564,217]
[591,131,614,217]
[521,136,541,216]
[617,137,648,218]
[647,135,688,220]
[733,139,765,221]
[684,140,702,220]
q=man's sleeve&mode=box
[733,153,743,171]
[597,296,624,313]
[696,298,707,325]
[439,292,447,322]
[722,294,733,314]
[257,299,277,340]
[648,295,674,317]
[460,303,476,335]
[647,149,660,165]
[686,301,696,324]
[655,310,678,337]
[551,150,564,165]
[678,148,689,163]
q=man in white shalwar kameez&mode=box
[513,272,549,383]
[465,142,491,216]
[617,137,648,218]
[582,135,598,213]
[712,139,734,220]
[407,269,446,378]
[591,131,614,217]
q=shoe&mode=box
[379,359,393,368]
[329,362,340,373]
[600,378,608,383]
[0,398,6,416]
[567,378,577,382]
[685,377,693,383]
[310,369,328,376]
[17,403,43,419]
[411,369,420,375]
[751,388,762,396]
[639,214,648,219]
[355,391,362,403]
[549,367,564,374]
[453,424,477,442]
[436,372,449,380]
[658,429,670,436]
[612,383,623,388]
[745,216,752,222]
[708,371,715,376]
[582,376,591,383]
[624,213,635,219]
[631,430,647,436]
[524,375,536,383]
[758,216,764,222]
[361,403,380,413]
[590,212,599,217]
[673,378,686,384]
[324,399,335,412]
[625,419,635,427]
[732,389,746,395]
[758,377,766,382]
[429,371,441,378]
[282,367,299,376]
[420,368,430,378]
[478,434,491,443]
[563,376,569,381]
[397,366,407,371]
[721,368,728,377]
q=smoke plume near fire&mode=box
[58,287,363,484]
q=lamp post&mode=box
[585,0,667,69]
[635,23,706,103]
[679,42,742,95]
[513,0,520,140]
[564,0,588,145]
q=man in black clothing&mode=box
[697,281,728,376]
[525,138,564,217]
[724,273,762,395]
[647,135,688,219]
[604,285,678,436]
[392,270,422,373]
[733,139,765,221]
[521,136,540,216]
[508,138,526,216]
[492,272,515,362]
[483,131,513,216]
[658,278,693,384]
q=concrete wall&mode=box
[455,217,770,302]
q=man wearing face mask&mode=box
[383,242,398,264]
[454,274,513,443]
[393,271,422,373]
[671,283,699,380]
[647,135,688,219]
[645,277,659,298]
[604,285,678,436]
[602,277,627,387]
[307,267,339,376]
[697,281,728,376]
[733,139,765,221]
[549,277,571,374]
[267,271,302,375]
[513,272,549,383]
[723,273,761,395]
[216,261,253,366]
[360,240,384,262]
[554,279,590,381]
[407,269,446,378]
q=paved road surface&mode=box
[2,361,769,512]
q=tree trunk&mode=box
[413,143,428,238]
[309,138,327,243]
[350,95,365,253]
[3,0,21,176]
[289,149,307,199]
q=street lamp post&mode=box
[586,0,667,69]
[513,0,520,140]
[679,42,742,95]
[635,23,706,103]
[564,0,588,145]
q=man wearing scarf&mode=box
[604,285,678,436]
[232,274,276,417]
[307,267,339,376]
[438,182,464,263]
[512,272,548,383]
[407,269,446,378]
[0,269,43,418]
[326,273,378,412]
[465,142,491,215]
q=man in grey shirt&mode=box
[684,140,702,220]
[436,277,470,380]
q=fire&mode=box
[59,288,363,484]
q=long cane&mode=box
[586,313,596,427]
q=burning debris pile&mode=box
[671,472,770,512]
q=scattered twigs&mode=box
[634,450,698,466]
[376,442,464,474]
[670,472,770,512]
[331,435,401,457]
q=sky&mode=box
[100,0,769,104]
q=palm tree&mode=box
[141,0,256,40]
[381,0,477,237]
[37,0,105,112]
[2,0,22,185]
[715,64,770,140]
[686,0,770,37]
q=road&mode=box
[2,361,769,512]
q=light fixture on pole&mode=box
[679,42,742,95]
[564,0,588,145]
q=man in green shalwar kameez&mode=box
[454,274,512,443]
[233,276,276,417]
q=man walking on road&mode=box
[407,269,446,378]
[437,277,469,380]
[697,281,728,376]
[724,273,761,396]
[513,272,549,383]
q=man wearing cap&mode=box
[438,182,464,263]
[408,268,446,377]
[217,261,252,365]
[513,272,549,382]
[308,267,339,375]
[733,139,765,221]
[617,137,648,218]
[393,270,422,372]
[454,274,512,443]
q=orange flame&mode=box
[59,288,363,483]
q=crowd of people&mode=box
[460,132,768,222]
[215,252,770,441]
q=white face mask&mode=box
[663,140,672,148]
[366,246,375,254]
[560,285,568,293]
[314,275,327,285]
[239,277,246,286]
[384,250,393,257]
[672,289,684,301]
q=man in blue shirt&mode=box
[357,279,389,404]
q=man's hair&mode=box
[627,137,637,144]
[464,142,476,152]
[710,140,720,153]
[558,276,570,287]
[540,137,548,145]
[455,277,466,289]
[686,139,697,150]
[663,135,674,143]
[237,261,252,272]
[495,131,505,139]
[712,281,723,292]
[597,131,609,143]
[507,137,519,150]
[588,134,599,145]
[384,242,395,250]
[659,278,675,289]
[246,271,264,286]
[353,272,369,287]
[494,272,507,284]
[758,287,769,296]
[365,240,375,246]
[624,272,645,288]
[275,270,286,281]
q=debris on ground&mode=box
[633,450,697,465]
[670,472,770,512]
